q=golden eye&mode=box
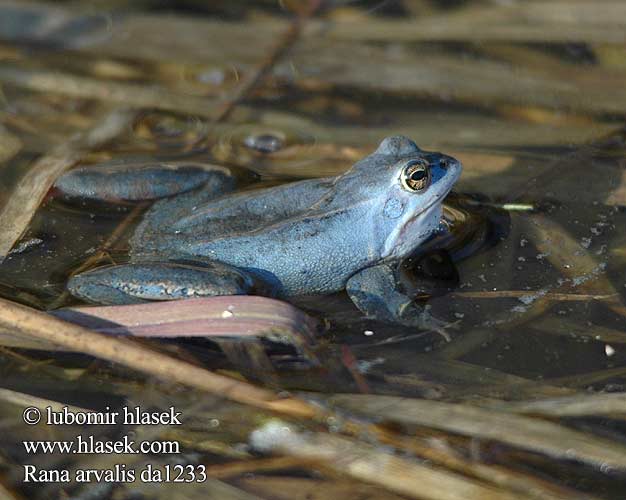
[401,160,430,192]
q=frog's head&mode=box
[341,136,462,261]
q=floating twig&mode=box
[208,0,323,124]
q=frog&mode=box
[58,136,462,329]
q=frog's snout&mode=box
[439,154,462,173]
[442,156,462,184]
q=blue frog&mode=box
[60,136,461,328]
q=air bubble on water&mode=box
[600,462,613,474]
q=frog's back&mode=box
[131,177,335,259]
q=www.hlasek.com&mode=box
[21,405,207,484]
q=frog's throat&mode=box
[381,201,443,260]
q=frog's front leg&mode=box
[345,263,451,333]
[54,161,235,202]
[67,261,255,305]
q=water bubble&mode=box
[244,133,285,154]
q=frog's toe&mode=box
[397,304,458,340]
[67,261,254,305]
[55,161,234,202]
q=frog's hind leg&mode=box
[130,169,237,254]
[67,261,255,305]
[54,160,234,203]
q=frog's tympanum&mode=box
[60,136,462,328]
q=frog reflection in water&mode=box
[58,136,462,329]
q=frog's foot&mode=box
[67,261,255,305]
[346,263,453,335]
[54,161,234,202]
[395,303,460,341]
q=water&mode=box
[1,1,626,499]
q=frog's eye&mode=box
[401,160,430,192]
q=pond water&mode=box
[1,1,626,499]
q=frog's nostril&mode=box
[440,158,449,169]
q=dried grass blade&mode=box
[0,297,317,418]
[0,67,218,117]
[250,422,528,500]
[0,388,90,414]
[328,394,626,470]
[0,108,135,261]
[487,393,626,418]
